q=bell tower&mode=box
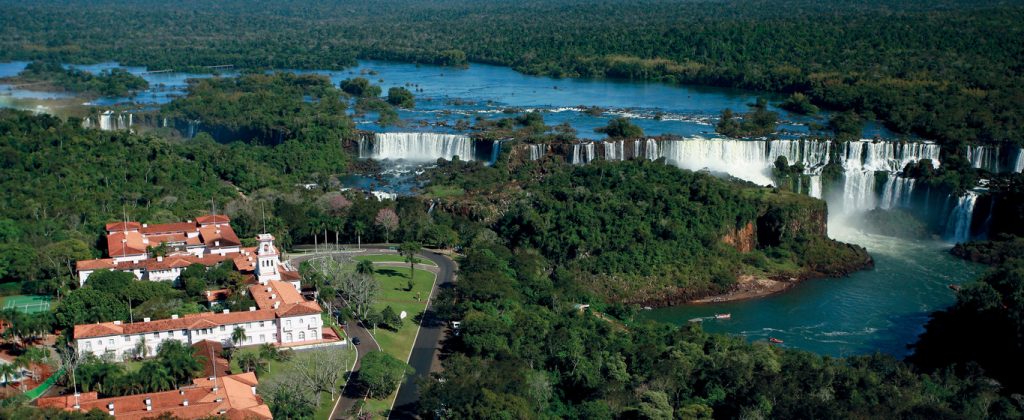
[256,234,281,283]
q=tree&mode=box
[0,363,18,386]
[359,351,413,398]
[594,117,643,138]
[311,257,378,320]
[375,208,399,244]
[353,220,366,250]
[180,264,208,299]
[236,351,268,376]
[380,305,402,331]
[261,372,317,419]
[398,241,421,282]
[340,77,381,97]
[156,340,202,386]
[136,361,174,392]
[356,260,375,278]
[231,326,247,347]
[386,87,415,108]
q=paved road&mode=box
[389,250,456,420]
[287,245,456,420]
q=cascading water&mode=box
[808,175,822,199]
[658,138,773,185]
[490,141,501,165]
[361,132,474,162]
[645,139,659,161]
[878,175,915,210]
[944,192,978,243]
[529,144,545,161]
[604,140,626,161]
[1016,148,1024,173]
[966,145,999,172]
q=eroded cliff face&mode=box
[722,195,829,252]
[722,222,757,253]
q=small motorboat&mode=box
[642,306,653,310]
[769,337,784,344]
[948,284,961,292]
[714,313,732,320]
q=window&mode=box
[286,320,291,328]
[299,318,304,324]
[259,321,265,328]
[260,334,265,342]
[220,326,225,332]
[285,333,292,342]
[181,330,187,336]
[108,339,114,346]
[84,342,92,351]
[153,332,159,338]
[298,331,305,341]
[124,336,130,342]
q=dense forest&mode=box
[1,0,1022,148]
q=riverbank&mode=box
[690,274,796,303]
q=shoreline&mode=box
[688,274,797,304]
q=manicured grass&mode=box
[1,295,53,314]
[354,254,434,265]
[359,265,436,419]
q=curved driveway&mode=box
[287,245,456,420]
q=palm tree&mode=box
[356,260,375,278]
[137,362,174,392]
[399,241,422,282]
[352,220,366,250]
[231,326,247,348]
[133,336,149,360]
[258,343,279,362]
[235,352,268,376]
[0,363,18,386]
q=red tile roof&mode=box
[199,225,242,248]
[37,372,271,420]
[249,281,305,309]
[105,221,142,232]
[106,231,148,257]
[196,215,231,225]
[76,252,235,273]
[74,309,277,340]
[140,222,198,235]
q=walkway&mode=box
[289,245,456,419]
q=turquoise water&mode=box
[638,225,983,357]
[0,59,967,356]
[0,59,897,139]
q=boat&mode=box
[688,318,704,323]
[948,284,961,292]
[714,313,731,319]
[642,306,653,310]
[769,337,784,344]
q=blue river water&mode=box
[0,59,971,357]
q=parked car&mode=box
[352,336,361,345]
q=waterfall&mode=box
[570,142,597,164]
[879,175,915,210]
[187,120,200,139]
[1016,148,1024,173]
[81,117,93,129]
[490,140,501,165]
[645,139,659,161]
[604,140,626,161]
[659,138,773,185]
[809,175,822,199]
[966,145,999,172]
[529,144,545,161]
[842,170,877,212]
[361,132,474,162]
[99,111,113,131]
[427,200,436,215]
[944,192,978,243]
[633,141,642,159]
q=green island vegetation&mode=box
[715,98,780,138]
[0,60,148,97]
[3,0,1023,148]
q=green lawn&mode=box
[354,254,434,265]
[360,265,436,419]
[231,344,355,420]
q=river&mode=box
[0,59,981,357]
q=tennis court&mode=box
[1,295,52,314]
